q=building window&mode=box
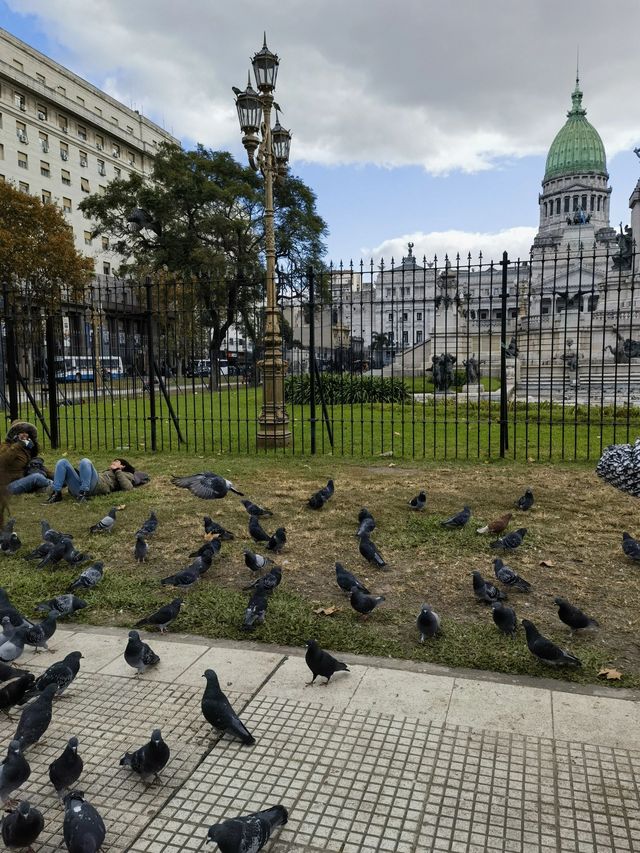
[387,313,393,321]
[41,189,51,204]
[36,104,47,121]
[61,169,71,185]
[111,116,119,125]
[103,262,111,275]
[101,236,109,250]
[0,143,3,160]
[114,167,121,178]
[402,312,408,321]
[97,159,106,176]
[416,312,422,321]
[564,197,570,213]
[36,73,45,85]
[572,196,578,211]
[416,330,423,343]
[95,134,104,151]
[16,121,27,143]
[543,202,547,217]
[79,151,88,167]
[60,142,69,161]
[84,231,93,245]
[81,177,90,193]
[127,152,135,166]
[95,106,102,117]
[17,151,28,169]
[112,144,120,158]
[597,196,601,211]
[39,132,48,152]
[581,195,587,210]
[18,181,29,193]
[62,196,72,213]
[556,198,561,214]
[14,92,26,111]
[590,195,595,211]
[40,160,50,177]
[126,125,133,134]
[76,96,85,107]
[57,86,66,96]
[58,116,68,133]
[0,113,3,128]
[77,124,87,140]
[402,330,409,344]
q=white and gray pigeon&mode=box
[416,605,440,642]
[124,630,160,675]
[206,805,288,853]
[35,594,88,618]
[68,561,104,591]
[120,728,170,783]
[171,472,244,499]
[243,550,273,573]
[0,619,28,664]
[89,507,117,534]
[0,739,30,806]
[522,619,582,667]
[493,558,531,592]
[201,669,255,745]
[63,791,106,853]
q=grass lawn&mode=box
[2,452,639,690]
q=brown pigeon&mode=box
[476,512,512,535]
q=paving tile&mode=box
[446,677,552,737]
[347,666,454,723]
[100,639,207,681]
[22,630,123,672]
[552,693,640,749]
[256,654,364,710]
[176,645,284,693]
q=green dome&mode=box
[544,80,607,180]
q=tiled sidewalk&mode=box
[2,625,640,852]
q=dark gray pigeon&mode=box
[188,541,221,561]
[0,520,18,553]
[554,597,599,632]
[120,729,170,783]
[490,528,527,550]
[1,800,44,850]
[134,598,183,633]
[89,507,117,534]
[350,586,385,618]
[472,571,505,604]
[304,639,349,685]
[242,591,268,631]
[206,805,288,853]
[0,674,35,715]
[242,567,282,594]
[266,527,286,553]
[171,472,244,499]
[13,682,58,749]
[516,488,534,511]
[355,514,376,537]
[49,737,83,801]
[248,515,270,544]
[241,499,273,518]
[161,565,201,588]
[201,669,255,745]
[493,558,531,592]
[0,740,30,806]
[25,651,83,699]
[36,536,75,569]
[204,517,234,540]
[335,562,369,595]
[136,511,158,538]
[522,619,582,667]
[0,533,21,555]
[24,610,59,652]
[25,540,53,562]
[124,630,160,675]
[358,533,386,568]
[68,561,104,591]
[416,605,440,642]
[492,602,517,637]
[63,790,106,853]
[35,594,87,617]
[243,550,274,573]
[441,506,471,528]
[134,535,149,564]
[622,532,640,561]
[408,491,427,511]
[0,661,32,683]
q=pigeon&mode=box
[242,591,268,631]
[24,611,59,652]
[13,683,58,749]
[355,514,376,537]
[335,562,369,595]
[493,558,531,592]
[0,592,30,630]
[441,506,471,528]
[25,540,54,562]
[161,564,201,588]
[206,805,288,853]
[319,479,335,501]
[622,532,640,561]
[516,489,534,511]
[490,528,527,550]
[63,791,106,853]
[308,479,334,510]
[0,519,16,545]
[492,602,517,637]
[0,740,30,806]
[49,737,83,800]
[0,674,35,715]
[350,586,385,618]
[0,533,21,556]
[134,535,149,563]
[305,639,349,685]
[266,527,286,553]
[41,521,73,544]
[477,512,513,535]
[136,511,158,538]
[408,491,427,511]
[358,533,386,568]
[240,499,273,518]
[68,561,104,591]
[503,336,519,358]
[0,621,28,664]
[248,516,271,544]
[89,507,117,534]
[416,605,440,642]
[243,550,274,573]
[554,597,599,632]
[472,571,505,604]
[242,567,282,594]
[36,536,76,569]
[188,540,221,561]
[0,662,32,683]
[124,630,160,675]
[25,651,83,699]
[201,669,255,745]
[522,619,582,667]
[35,594,87,617]
[134,598,183,633]
[120,729,170,783]
[1,800,44,850]
[203,517,234,540]
[358,507,374,525]
[171,472,244,499]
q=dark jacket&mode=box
[94,468,135,496]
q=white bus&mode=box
[54,355,125,382]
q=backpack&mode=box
[595,438,640,497]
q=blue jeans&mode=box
[53,458,99,496]
[8,473,53,494]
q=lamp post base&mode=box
[256,353,291,448]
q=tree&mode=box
[79,143,328,384]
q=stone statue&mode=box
[463,354,480,384]
[431,353,456,392]
[613,224,633,271]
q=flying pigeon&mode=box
[493,558,531,592]
[350,586,385,618]
[24,611,59,652]
[13,683,58,749]
[248,515,271,544]
[206,805,288,853]
[515,489,534,511]
[89,507,117,534]
[25,651,83,699]
[201,669,255,745]
[490,528,527,550]
[68,561,104,591]
[35,594,87,618]
[0,674,35,716]
[554,597,599,632]
[622,532,640,561]
[240,499,273,518]
[0,740,30,806]
[408,491,427,511]
[134,598,183,633]
[335,562,369,595]
[522,619,582,667]
[242,591,268,631]
[1,800,44,851]
[266,527,286,553]
[203,517,234,540]
[477,512,513,535]
[63,791,106,853]
[124,630,161,675]
[358,533,386,568]
[441,506,471,528]
[120,729,170,783]
[416,605,440,642]
[243,550,274,573]
[134,535,149,564]
[171,472,244,499]
[136,511,158,537]
[492,602,517,637]
[472,571,505,604]
[49,737,83,801]
[305,639,349,685]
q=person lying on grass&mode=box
[45,457,137,503]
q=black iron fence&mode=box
[2,243,639,460]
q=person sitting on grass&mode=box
[46,457,137,503]
[0,421,53,495]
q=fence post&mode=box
[145,277,157,452]
[2,279,19,421]
[308,267,316,455]
[499,251,510,458]
[44,315,59,448]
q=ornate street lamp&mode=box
[233,34,292,447]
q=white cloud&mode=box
[7,0,640,174]
[363,227,538,264]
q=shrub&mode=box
[285,373,410,404]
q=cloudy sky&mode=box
[4,0,640,262]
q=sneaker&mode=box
[44,491,62,504]
[76,490,89,503]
